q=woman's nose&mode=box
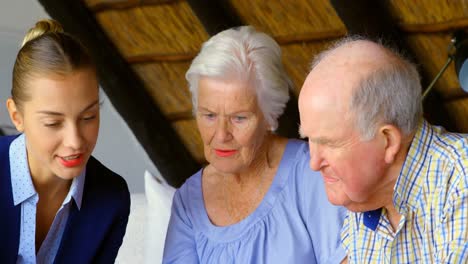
[214,117,233,142]
[63,125,84,150]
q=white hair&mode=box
[311,36,423,139]
[186,26,292,131]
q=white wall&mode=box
[0,0,158,193]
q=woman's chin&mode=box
[51,163,86,181]
[210,162,243,175]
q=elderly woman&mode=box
[163,26,346,263]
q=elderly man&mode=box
[298,37,468,263]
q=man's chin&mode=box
[325,193,350,208]
[325,192,368,212]
[325,190,377,212]
[344,205,363,212]
[324,188,348,206]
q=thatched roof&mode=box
[39,0,468,186]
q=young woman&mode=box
[0,19,130,263]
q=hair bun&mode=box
[21,19,64,47]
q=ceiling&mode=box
[39,0,468,186]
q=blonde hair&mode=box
[12,19,95,110]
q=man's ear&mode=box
[6,98,24,132]
[379,124,402,164]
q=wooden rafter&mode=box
[330,0,402,44]
[127,52,196,64]
[275,30,346,45]
[400,18,468,33]
[185,0,242,36]
[38,0,199,187]
[124,29,346,65]
[87,0,180,12]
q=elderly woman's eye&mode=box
[203,113,216,120]
[232,116,247,123]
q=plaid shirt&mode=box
[341,120,468,263]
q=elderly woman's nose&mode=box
[214,117,233,141]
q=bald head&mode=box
[299,37,422,140]
[305,40,398,98]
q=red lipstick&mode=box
[215,149,237,157]
[59,154,84,167]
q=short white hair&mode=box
[186,26,292,131]
[311,36,423,139]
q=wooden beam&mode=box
[444,92,468,102]
[87,0,180,13]
[275,91,302,139]
[275,30,346,45]
[125,30,348,64]
[125,28,347,65]
[330,0,403,45]
[38,0,199,187]
[443,96,468,132]
[166,111,194,122]
[125,29,347,64]
[400,18,468,33]
[185,0,242,36]
[127,52,196,64]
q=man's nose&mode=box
[308,143,323,171]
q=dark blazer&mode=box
[0,135,131,264]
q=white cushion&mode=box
[115,170,175,264]
[144,170,175,264]
[116,193,147,263]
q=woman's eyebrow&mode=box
[35,100,100,116]
[80,100,100,114]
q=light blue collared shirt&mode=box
[10,134,86,264]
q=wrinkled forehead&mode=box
[197,77,259,110]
